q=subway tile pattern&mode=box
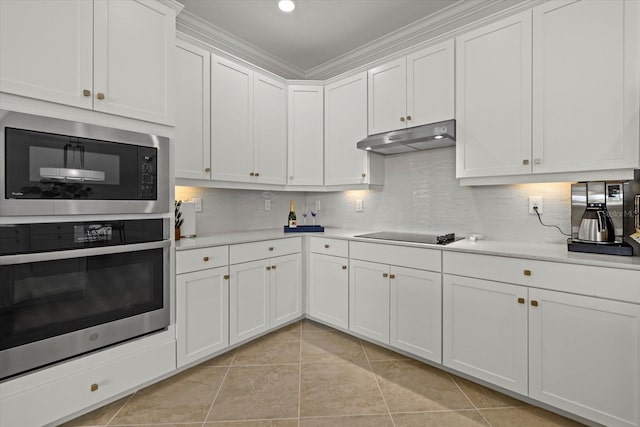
[176,146,572,243]
[60,320,585,427]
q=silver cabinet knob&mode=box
[522,159,529,165]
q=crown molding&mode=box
[176,10,306,79]
[176,0,545,81]
[157,0,184,14]
[306,0,545,80]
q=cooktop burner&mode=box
[354,231,461,245]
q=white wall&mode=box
[177,146,573,243]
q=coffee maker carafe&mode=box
[576,205,615,243]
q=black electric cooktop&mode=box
[354,231,462,245]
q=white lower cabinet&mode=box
[270,253,302,328]
[350,259,390,343]
[349,242,442,363]
[308,253,349,329]
[176,266,229,367]
[229,239,302,345]
[390,266,442,362]
[175,246,230,367]
[230,259,270,344]
[529,288,640,427]
[442,274,528,394]
[443,251,640,427]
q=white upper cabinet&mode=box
[368,40,455,135]
[531,0,639,174]
[368,58,407,135]
[406,40,455,128]
[93,0,175,124]
[211,55,254,183]
[0,0,176,125]
[211,54,286,185]
[253,73,287,185]
[175,39,211,180]
[457,0,640,182]
[325,72,384,186]
[456,11,533,179]
[0,0,93,109]
[287,85,324,186]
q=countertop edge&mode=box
[175,228,640,271]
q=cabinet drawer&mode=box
[350,241,441,272]
[176,246,229,274]
[0,340,175,427]
[309,237,348,257]
[443,251,640,303]
[230,237,301,265]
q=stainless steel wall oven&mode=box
[1,111,169,216]
[0,112,172,380]
[0,218,170,380]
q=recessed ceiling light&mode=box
[278,0,295,12]
[434,135,443,140]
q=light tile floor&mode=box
[61,320,586,427]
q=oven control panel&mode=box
[138,147,157,200]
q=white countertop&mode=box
[175,228,640,271]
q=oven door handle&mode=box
[0,240,170,265]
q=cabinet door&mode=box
[442,275,528,394]
[324,73,372,185]
[529,288,640,427]
[253,72,287,184]
[368,58,407,135]
[390,267,441,363]
[175,40,211,180]
[456,11,532,178]
[532,0,640,174]
[211,55,254,183]
[349,260,389,343]
[93,0,175,124]
[176,267,229,367]
[229,260,269,345]
[270,253,302,328]
[0,0,93,109]
[287,85,324,186]
[406,40,455,127]
[308,253,349,329]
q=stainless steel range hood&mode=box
[356,119,455,155]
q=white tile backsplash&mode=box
[175,186,307,235]
[177,146,573,243]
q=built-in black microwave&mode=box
[0,112,169,216]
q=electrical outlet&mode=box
[529,196,543,214]
[192,197,203,212]
[315,200,321,211]
[265,199,271,211]
[356,199,363,212]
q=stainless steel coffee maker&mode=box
[568,171,640,256]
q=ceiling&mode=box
[177,0,460,73]
[176,0,533,79]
